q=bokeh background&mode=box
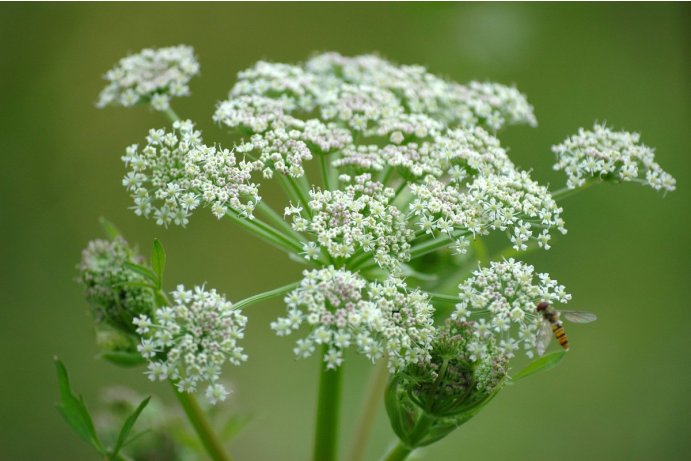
[1,3,689,461]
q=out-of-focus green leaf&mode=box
[54,357,104,454]
[100,351,147,367]
[111,396,151,458]
[511,350,567,382]
[99,217,122,240]
[123,262,157,285]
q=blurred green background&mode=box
[1,3,689,460]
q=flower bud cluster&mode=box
[97,45,199,111]
[271,267,435,371]
[552,123,676,192]
[134,285,248,404]
[79,237,154,335]
[452,259,571,358]
[286,174,414,270]
[122,120,260,226]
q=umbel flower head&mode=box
[122,119,260,227]
[452,258,571,358]
[385,319,508,448]
[79,237,155,336]
[134,285,248,404]
[271,267,435,371]
[286,174,414,271]
[552,123,676,192]
[97,45,200,111]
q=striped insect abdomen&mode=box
[551,322,570,350]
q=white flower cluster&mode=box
[133,285,248,404]
[97,45,199,111]
[334,125,514,182]
[214,53,535,180]
[122,119,260,227]
[451,259,571,359]
[552,123,676,192]
[271,267,435,371]
[286,174,414,270]
[409,170,566,252]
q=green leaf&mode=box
[123,262,157,284]
[150,239,166,288]
[99,217,122,240]
[54,357,104,454]
[511,350,567,382]
[110,396,151,458]
[100,351,147,367]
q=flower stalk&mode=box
[313,347,344,461]
[172,384,233,461]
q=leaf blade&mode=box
[111,396,151,458]
[511,350,567,382]
[54,357,104,454]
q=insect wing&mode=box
[535,321,553,356]
[561,310,597,324]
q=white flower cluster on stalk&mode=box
[122,119,259,226]
[409,170,565,252]
[286,174,414,271]
[133,285,248,404]
[552,123,676,192]
[271,267,435,371]
[97,45,200,111]
[451,259,571,359]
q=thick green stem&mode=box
[381,442,412,461]
[232,282,300,310]
[172,385,232,461]
[278,175,313,218]
[346,361,389,461]
[313,350,344,461]
[380,414,433,461]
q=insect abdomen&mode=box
[551,322,570,350]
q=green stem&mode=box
[320,154,333,191]
[381,442,412,461]
[256,201,306,244]
[224,209,302,254]
[551,181,594,201]
[313,349,344,461]
[279,175,313,218]
[346,361,389,461]
[426,292,459,304]
[172,385,232,461]
[380,414,433,461]
[409,231,468,260]
[232,282,300,310]
[163,107,180,123]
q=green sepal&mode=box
[100,350,147,367]
[511,350,567,382]
[151,239,166,288]
[99,217,123,240]
[110,396,151,458]
[54,357,105,455]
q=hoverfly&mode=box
[535,301,597,355]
